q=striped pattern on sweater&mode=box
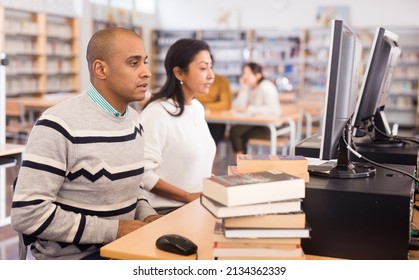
[11,92,156,260]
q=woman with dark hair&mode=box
[229,62,281,154]
[139,38,216,214]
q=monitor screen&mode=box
[309,19,376,179]
[350,27,402,146]
[319,19,362,160]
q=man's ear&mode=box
[172,66,184,81]
[93,60,107,80]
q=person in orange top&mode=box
[195,73,232,144]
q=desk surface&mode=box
[100,199,337,260]
[205,107,300,125]
[7,93,77,109]
[205,108,301,155]
[100,199,216,260]
[0,143,25,157]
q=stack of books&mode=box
[201,169,309,260]
[212,220,305,260]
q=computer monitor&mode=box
[308,19,376,179]
[351,27,402,147]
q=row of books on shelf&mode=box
[201,154,310,260]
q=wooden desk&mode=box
[0,143,25,169]
[0,143,25,227]
[16,92,77,109]
[100,199,216,260]
[205,108,300,155]
[7,93,77,122]
[0,143,25,158]
[100,199,338,260]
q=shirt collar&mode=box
[86,83,127,117]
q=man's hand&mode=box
[186,192,201,203]
[116,220,147,239]
[143,214,162,223]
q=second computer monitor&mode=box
[351,27,402,146]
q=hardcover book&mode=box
[223,225,311,239]
[236,154,309,183]
[214,241,300,250]
[202,170,305,207]
[223,211,306,229]
[200,195,302,219]
[213,245,304,259]
[212,221,306,260]
[213,221,301,246]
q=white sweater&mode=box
[233,79,281,117]
[139,98,216,208]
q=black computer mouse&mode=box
[155,234,198,256]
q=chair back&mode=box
[6,99,26,121]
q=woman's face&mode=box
[180,50,214,101]
[241,66,261,88]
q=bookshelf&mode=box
[92,19,142,36]
[201,30,249,92]
[385,28,419,128]
[91,3,143,36]
[300,26,419,128]
[150,27,419,128]
[0,8,44,97]
[357,27,419,128]
[46,15,79,94]
[250,30,303,93]
[150,30,197,90]
[300,27,330,95]
[0,7,80,97]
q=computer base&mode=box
[302,164,415,259]
[295,133,418,166]
[308,161,376,179]
[355,138,404,148]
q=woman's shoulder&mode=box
[143,98,174,111]
[259,79,278,93]
[191,99,205,113]
[260,79,276,88]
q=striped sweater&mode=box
[11,92,157,260]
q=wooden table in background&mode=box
[205,108,300,155]
[7,93,77,122]
[0,143,25,158]
[0,143,25,227]
[16,92,77,109]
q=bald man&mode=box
[11,27,160,260]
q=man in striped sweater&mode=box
[10,27,160,259]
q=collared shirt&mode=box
[86,83,127,117]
